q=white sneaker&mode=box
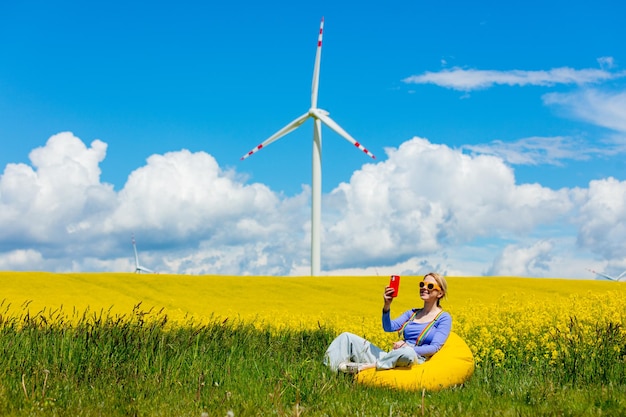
[338,362,360,374]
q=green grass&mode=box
[0,307,625,416]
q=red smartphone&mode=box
[389,275,400,297]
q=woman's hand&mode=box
[383,286,394,312]
[393,340,408,350]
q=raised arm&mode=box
[382,309,416,332]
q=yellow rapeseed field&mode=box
[1,272,625,365]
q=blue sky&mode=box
[1,0,626,278]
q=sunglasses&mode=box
[419,281,442,291]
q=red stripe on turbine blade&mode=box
[242,144,264,160]
[318,18,323,46]
[353,142,376,158]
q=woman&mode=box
[324,272,452,374]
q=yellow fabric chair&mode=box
[355,332,474,391]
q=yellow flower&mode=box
[1,272,625,365]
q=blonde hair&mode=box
[424,272,447,306]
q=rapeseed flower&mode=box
[1,272,624,366]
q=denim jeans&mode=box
[323,332,423,372]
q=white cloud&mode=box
[461,88,626,165]
[322,137,572,270]
[487,240,554,276]
[2,132,626,278]
[575,177,626,261]
[597,56,616,70]
[0,132,116,244]
[0,249,44,270]
[105,150,286,238]
[403,66,625,92]
[0,132,310,275]
[484,235,620,280]
[461,136,602,165]
[543,89,626,134]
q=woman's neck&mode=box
[421,300,440,314]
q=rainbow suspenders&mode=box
[398,310,444,346]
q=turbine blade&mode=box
[311,17,324,109]
[600,273,617,281]
[314,110,376,159]
[587,268,616,281]
[241,112,311,160]
[616,270,626,281]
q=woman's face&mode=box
[419,274,442,302]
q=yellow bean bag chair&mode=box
[355,332,474,391]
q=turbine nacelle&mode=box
[309,108,329,118]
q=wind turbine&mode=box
[241,17,376,276]
[586,268,626,282]
[132,234,154,274]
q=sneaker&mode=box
[338,362,360,374]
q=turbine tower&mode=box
[132,234,154,274]
[241,17,375,276]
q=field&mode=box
[1,272,625,416]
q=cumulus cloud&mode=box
[403,66,625,92]
[0,132,310,274]
[0,249,44,270]
[2,132,625,277]
[575,177,626,261]
[105,150,289,240]
[0,132,115,246]
[487,240,554,276]
[322,137,572,269]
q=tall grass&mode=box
[0,304,625,416]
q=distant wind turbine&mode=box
[132,234,155,274]
[241,17,376,276]
[586,268,626,282]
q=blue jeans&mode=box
[323,332,423,372]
